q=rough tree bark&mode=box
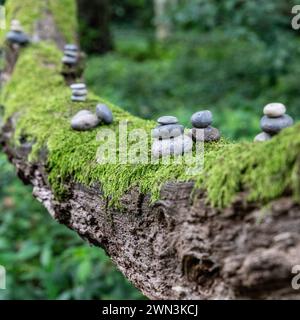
[1,0,300,300]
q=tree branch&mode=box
[1,0,300,300]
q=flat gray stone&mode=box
[191,110,212,128]
[64,44,78,51]
[189,126,220,142]
[152,124,184,139]
[152,135,193,158]
[157,116,178,125]
[71,95,86,102]
[72,89,88,97]
[11,26,23,32]
[10,20,23,32]
[62,56,77,65]
[71,111,100,131]
[64,50,78,58]
[70,83,86,90]
[254,132,272,142]
[95,104,113,124]
[6,31,29,45]
[263,103,286,118]
[260,114,294,135]
[11,20,21,26]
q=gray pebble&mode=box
[10,20,22,32]
[71,111,100,131]
[157,116,178,125]
[254,132,272,142]
[71,95,86,102]
[10,27,23,32]
[64,50,78,58]
[70,83,86,90]
[6,31,29,45]
[203,126,221,142]
[260,114,294,135]
[189,126,220,142]
[191,110,213,128]
[64,44,78,51]
[72,89,88,97]
[263,103,286,118]
[152,135,193,158]
[152,124,184,139]
[62,56,77,65]
[10,25,23,32]
[96,104,113,124]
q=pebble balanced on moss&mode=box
[71,110,100,131]
[6,20,30,46]
[71,104,114,131]
[96,104,113,125]
[152,116,193,158]
[254,103,294,142]
[189,110,220,142]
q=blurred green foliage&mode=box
[170,0,294,34]
[0,154,144,300]
[112,0,153,29]
[84,0,300,140]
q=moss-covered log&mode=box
[1,0,300,299]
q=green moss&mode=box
[0,0,77,45]
[48,0,78,43]
[1,0,300,209]
[0,0,41,43]
[194,129,300,207]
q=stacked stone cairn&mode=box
[152,116,193,158]
[254,103,294,142]
[6,20,30,46]
[71,103,113,131]
[188,110,220,142]
[62,44,79,66]
[70,83,87,102]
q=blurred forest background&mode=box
[1,0,300,299]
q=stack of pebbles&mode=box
[70,83,87,102]
[254,103,294,142]
[62,44,79,66]
[6,20,29,46]
[189,110,220,142]
[71,103,113,131]
[152,116,193,158]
